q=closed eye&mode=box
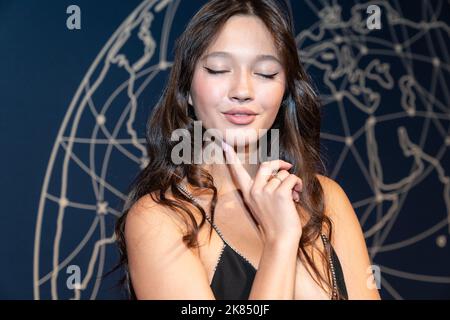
[205,67,278,79]
[204,67,228,75]
[257,73,278,79]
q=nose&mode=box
[229,69,254,103]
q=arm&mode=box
[248,236,300,300]
[318,175,381,300]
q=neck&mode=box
[177,141,262,201]
[200,142,260,198]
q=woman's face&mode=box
[188,15,287,149]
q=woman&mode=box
[115,0,381,300]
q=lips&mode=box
[223,113,257,125]
[222,107,258,125]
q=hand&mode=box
[221,141,303,243]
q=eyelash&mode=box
[205,67,277,79]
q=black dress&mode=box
[205,215,348,300]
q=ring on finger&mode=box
[269,169,281,181]
[272,174,283,182]
[269,170,286,182]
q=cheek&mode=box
[256,84,285,120]
[190,73,227,120]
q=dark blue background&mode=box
[1,0,449,299]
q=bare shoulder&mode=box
[315,174,347,211]
[124,192,215,299]
[315,174,381,299]
[315,173,361,239]
[315,174,362,224]
[125,193,186,236]
[125,190,205,237]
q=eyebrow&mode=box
[201,51,282,65]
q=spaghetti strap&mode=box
[204,215,226,243]
[177,183,257,269]
[320,233,348,299]
[203,214,257,270]
[177,183,347,299]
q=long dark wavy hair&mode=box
[113,0,342,300]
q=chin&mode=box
[221,129,257,143]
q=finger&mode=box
[294,179,303,192]
[292,190,300,202]
[263,170,290,192]
[277,174,303,198]
[222,141,253,195]
[253,160,293,190]
[292,178,302,202]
